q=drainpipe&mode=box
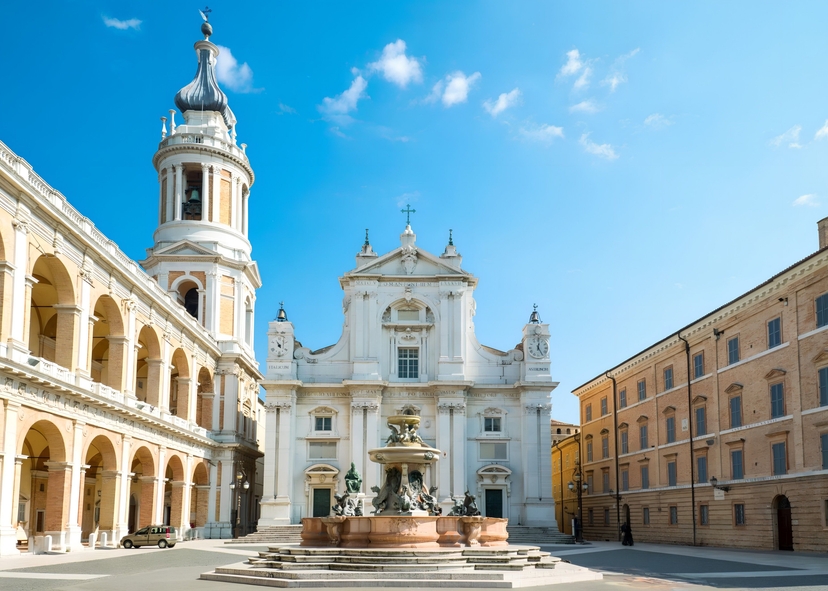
[606,372,621,542]
[552,440,564,531]
[678,332,697,547]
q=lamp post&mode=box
[228,461,249,539]
[567,462,588,543]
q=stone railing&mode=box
[0,140,218,350]
[159,132,246,160]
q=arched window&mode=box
[184,288,199,319]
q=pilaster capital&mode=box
[437,401,466,414]
[351,400,380,412]
[53,304,83,316]
[12,218,29,234]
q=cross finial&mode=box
[448,229,453,246]
[533,303,538,312]
[199,6,212,21]
[279,301,285,308]
[401,204,416,225]
[364,229,370,246]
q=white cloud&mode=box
[216,45,257,93]
[396,191,421,208]
[319,75,369,123]
[439,71,481,107]
[519,123,564,144]
[277,103,296,115]
[793,194,820,207]
[368,40,423,88]
[483,88,521,117]
[569,100,600,114]
[603,72,626,92]
[103,16,141,30]
[574,67,592,90]
[423,81,443,104]
[770,125,803,149]
[559,49,584,76]
[644,113,672,129]
[615,48,640,64]
[579,133,618,160]
[815,120,828,140]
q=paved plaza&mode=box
[0,540,824,591]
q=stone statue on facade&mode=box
[344,462,362,494]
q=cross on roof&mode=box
[401,204,416,225]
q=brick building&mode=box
[571,220,828,552]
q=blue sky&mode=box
[3,2,828,423]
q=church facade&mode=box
[260,225,557,527]
[0,18,262,554]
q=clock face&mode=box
[271,335,288,357]
[527,336,549,359]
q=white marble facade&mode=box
[260,225,557,527]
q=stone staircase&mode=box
[201,545,602,588]
[226,525,303,545]
[505,526,576,545]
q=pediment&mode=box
[478,464,512,475]
[812,349,828,365]
[764,369,787,381]
[348,246,470,278]
[725,382,743,394]
[637,415,648,423]
[153,240,216,257]
[692,395,708,405]
[662,405,676,415]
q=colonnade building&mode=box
[571,220,828,552]
[0,19,263,554]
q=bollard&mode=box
[100,532,107,548]
[44,535,52,553]
[88,532,97,550]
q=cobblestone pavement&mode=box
[0,539,825,591]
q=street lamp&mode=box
[567,466,588,543]
[228,462,250,539]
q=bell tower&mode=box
[141,16,260,359]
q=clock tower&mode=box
[522,305,552,382]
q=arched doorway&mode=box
[129,446,156,530]
[169,348,190,419]
[90,295,125,390]
[17,420,69,548]
[773,495,793,551]
[28,255,76,369]
[82,435,119,543]
[135,325,162,406]
[164,455,186,536]
[191,462,210,531]
[195,367,213,430]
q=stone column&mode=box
[450,403,467,499]
[155,447,167,525]
[52,305,81,374]
[105,336,129,392]
[144,359,164,407]
[0,400,21,555]
[98,470,120,545]
[0,261,15,347]
[169,481,186,535]
[8,217,30,351]
[174,165,184,221]
[364,401,381,498]
[436,403,453,502]
[65,421,85,551]
[211,166,221,224]
[43,461,73,552]
[229,175,238,229]
[165,165,174,223]
[116,437,132,540]
[242,191,249,235]
[200,163,210,222]
[206,461,218,534]
[83,314,96,378]
[218,459,234,534]
[122,300,137,397]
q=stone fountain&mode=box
[299,410,507,548]
[200,410,603,587]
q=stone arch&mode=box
[164,454,186,532]
[135,324,162,406]
[170,275,203,322]
[29,254,77,370]
[378,295,441,324]
[169,348,191,419]
[16,419,70,544]
[196,366,214,430]
[90,294,126,390]
[190,461,210,528]
[129,445,157,530]
[82,433,120,540]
